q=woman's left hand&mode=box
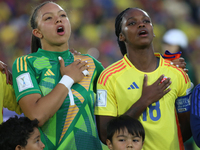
[171,57,188,73]
[69,48,81,55]
[0,61,13,85]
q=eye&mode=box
[119,139,125,142]
[144,20,150,23]
[61,14,67,17]
[128,22,136,26]
[133,139,139,142]
[45,16,52,20]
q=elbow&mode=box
[99,132,107,145]
[28,113,49,127]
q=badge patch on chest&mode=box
[16,72,33,92]
[96,90,107,107]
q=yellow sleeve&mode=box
[177,71,193,97]
[94,74,118,117]
[1,73,22,114]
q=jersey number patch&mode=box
[143,101,161,121]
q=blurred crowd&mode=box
[0,0,200,149]
[0,0,199,82]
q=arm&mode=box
[18,57,88,127]
[190,84,200,147]
[176,77,194,142]
[1,72,22,114]
[96,74,171,144]
[0,61,12,84]
[178,112,191,142]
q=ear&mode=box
[119,33,125,42]
[153,33,156,37]
[32,29,43,39]
[106,139,113,150]
[15,145,23,150]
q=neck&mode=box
[41,42,69,52]
[126,46,158,72]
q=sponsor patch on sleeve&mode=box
[16,72,33,92]
[96,90,107,107]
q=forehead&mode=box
[37,2,64,16]
[123,8,150,20]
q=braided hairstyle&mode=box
[30,1,55,53]
[115,8,131,56]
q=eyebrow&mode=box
[117,134,140,138]
[42,10,65,17]
[127,15,149,21]
[34,135,40,140]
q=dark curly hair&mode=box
[0,116,39,150]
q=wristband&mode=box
[59,75,74,90]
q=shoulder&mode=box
[97,58,126,86]
[161,58,190,84]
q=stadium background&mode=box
[1,0,200,149]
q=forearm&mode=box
[124,97,151,119]
[178,112,192,142]
[20,83,69,126]
[190,114,200,147]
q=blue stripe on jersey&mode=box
[191,84,200,116]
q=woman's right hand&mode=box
[58,56,89,83]
[141,74,171,105]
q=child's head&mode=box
[0,116,45,150]
[106,115,145,150]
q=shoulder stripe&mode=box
[103,65,126,86]
[164,64,189,83]
[98,60,123,84]
[17,56,28,73]
[17,58,20,72]
[124,56,132,67]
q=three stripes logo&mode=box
[44,69,55,76]
[128,82,139,90]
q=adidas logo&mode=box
[128,82,139,90]
[44,69,55,76]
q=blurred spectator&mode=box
[162,29,198,87]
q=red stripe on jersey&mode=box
[124,57,132,67]
[164,64,188,84]
[98,60,123,84]
[103,65,126,86]
[175,109,184,150]
[164,59,171,64]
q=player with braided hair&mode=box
[95,7,193,150]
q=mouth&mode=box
[57,25,65,35]
[138,30,148,37]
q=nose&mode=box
[40,141,45,149]
[55,17,62,24]
[127,145,133,148]
[127,141,133,148]
[138,22,145,28]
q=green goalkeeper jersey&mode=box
[12,48,104,150]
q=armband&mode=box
[59,75,74,90]
[162,50,182,61]
[175,93,191,113]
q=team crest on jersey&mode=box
[96,90,107,107]
[16,72,33,92]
